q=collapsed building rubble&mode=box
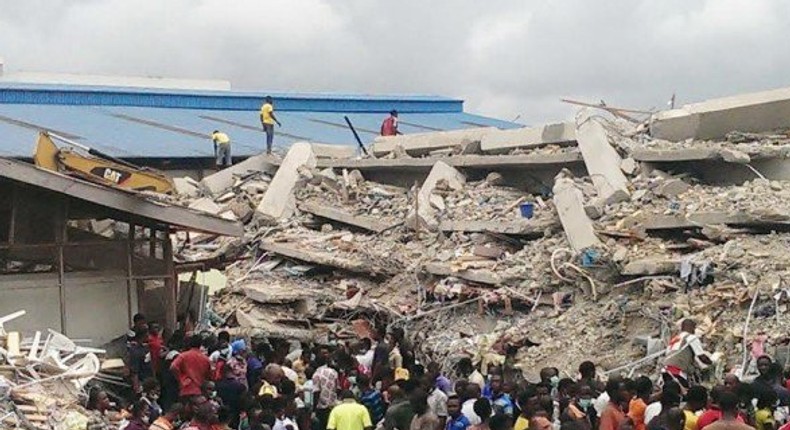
[165,86,790,382]
[0,311,124,430]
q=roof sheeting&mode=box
[0,104,519,158]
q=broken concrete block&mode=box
[655,179,691,197]
[485,172,504,186]
[189,197,222,215]
[174,177,200,197]
[651,86,790,141]
[584,200,605,220]
[371,127,495,157]
[620,158,638,175]
[553,177,601,252]
[200,154,276,196]
[719,148,751,164]
[575,110,630,203]
[256,142,317,220]
[480,122,577,155]
[473,244,506,259]
[408,161,466,229]
[310,143,356,159]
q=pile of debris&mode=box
[0,310,121,430]
[169,86,790,378]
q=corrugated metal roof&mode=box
[0,82,463,113]
[0,83,520,159]
[0,105,519,158]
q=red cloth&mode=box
[148,333,163,375]
[380,117,397,136]
[171,348,212,397]
[697,407,745,430]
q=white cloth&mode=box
[644,402,662,425]
[428,388,448,418]
[357,349,375,369]
[462,399,482,425]
[469,370,486,389]
[283,366,299,384]
[593,392,609,416]
[273,417,296,430]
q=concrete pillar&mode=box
[553,177,601,252]
[575,110,629,203]
[256,142,317,220]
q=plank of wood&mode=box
[622,258,681,276]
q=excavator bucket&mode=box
[33,132,61,172]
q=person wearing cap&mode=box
[380,110,400,136]
[211,130,232,168]
[260,96,281,155]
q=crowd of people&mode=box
[86,315,790,430]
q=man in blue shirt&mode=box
[490,374,514,417]
[446,395,471,430]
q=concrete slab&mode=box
[188,197,222,215]
[576,111,630,203]
[310,143,357,159]
[640,211,790,231]
[437,219,557,237]
[552,177,601,252]
[371,127,496,157]
[315,152,583,170]
[411,161,466,229]
[200,153,276,195]
[424,262,509,285]
[260,241,397,276]
[256,142,317,220]
[480,122,576,155]
[651,86,790,141]
[174,177,200,197]
[622,258,681,276]
[298,202,397,233]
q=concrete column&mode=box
[575,110,629,203]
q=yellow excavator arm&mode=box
[34,132,175,194]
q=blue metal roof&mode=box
[0,83,520,159]
[0,83,463,113]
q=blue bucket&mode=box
[519,202,535,219]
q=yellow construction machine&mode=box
[34,132,175,194]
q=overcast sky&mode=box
[1,0,789,124]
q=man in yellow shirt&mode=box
[327,390,373,430]
[259,96,282,155]
[683,386,708,430]
[211,130,232,168]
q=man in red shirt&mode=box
[380,110,400,136]
[170,335,212,399]
[698,385,746,430]
[600,379,628,430]
[148,323,164,378]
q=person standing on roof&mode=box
[260,96,282,155]
[212,130,232,169]
[380,110,400,136]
